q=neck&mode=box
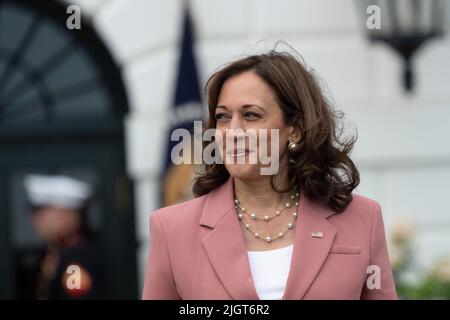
[233,169,293,209]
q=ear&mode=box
[287,125,301,143]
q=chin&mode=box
[225,163,261,180]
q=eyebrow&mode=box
[216,104,265,111]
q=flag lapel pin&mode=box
[311,231,324,238]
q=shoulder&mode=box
[149,194,209,231]
[347,193,381,214]
[329,193,383,228]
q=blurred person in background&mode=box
[24,175,104,300]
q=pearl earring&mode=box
[288,141,297,151]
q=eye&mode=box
[244,112,261,120]
[215,113,229,121]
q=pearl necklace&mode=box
[234,188,300,243]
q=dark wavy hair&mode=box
[192,51,360,213]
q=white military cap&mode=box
[24,174,93,210]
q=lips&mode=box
[231,150,248,157]
[227,149,248,155]
[225,149,258,159]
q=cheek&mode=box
[58,215,79,233]
[214,129,225,154]
[45,213,62,232]
[277,127,290,149]
[33,215,45,232]
[35,213,57,236]
[214,128,224,141]
[255,127,288,156]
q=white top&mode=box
[247,244,294,300]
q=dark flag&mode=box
[160,7,204,206]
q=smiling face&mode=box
[214,71,297,180]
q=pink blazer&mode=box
[142,177,397,300]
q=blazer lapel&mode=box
[199,176,338,300]
[200,177,259,300]
[282,192,337,300]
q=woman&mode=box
[142,51,397,300]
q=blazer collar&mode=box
[199,176,235,228]
[199,176,338,300]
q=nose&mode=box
[229,114,243,130]
[225,115,247,147]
